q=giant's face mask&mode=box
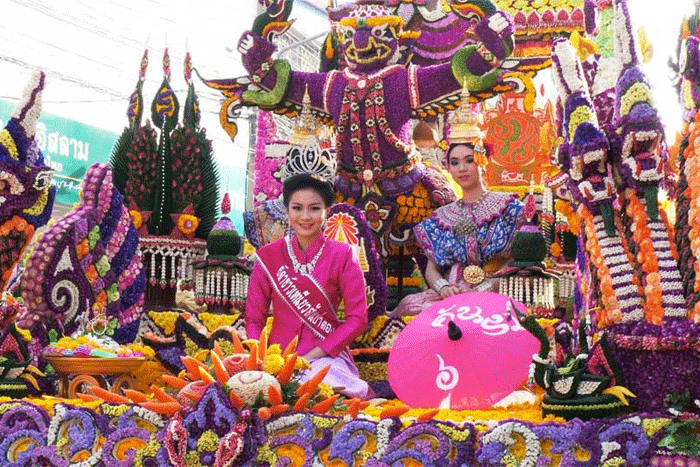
[0,133,53,222]
[338,15,402,72]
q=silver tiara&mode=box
[284,142,337,184]
[283,86,337,184]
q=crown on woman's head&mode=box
[447,81,488,164]
[284,87,337,185]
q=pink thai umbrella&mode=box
[388,292,539,410]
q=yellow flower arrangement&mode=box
[360,391,558,426]
[317,382,334,399]
[262,353,285,375]
[129,360,165,392]
[23,188,50,216]
[386,276,423,287]
[176,213,200,236]
[148,310,179,335]
[0,129,18,158]
[197,311,237,332]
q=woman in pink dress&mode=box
[246,173,371,399]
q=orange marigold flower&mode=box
[593,255,605,269]
[639,237,653,252]
[646,272,661,288]
[86,265,98,283]
[130,210,143,229]
[568,216,581,234]
[609,308,623,323]
[641,259,657,274]
[550,243,562,257]
[15,217,27,231]
[650,311,663,326]
[177,214,200,236]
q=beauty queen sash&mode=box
[255,239,339,339]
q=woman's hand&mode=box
[302,347,328,361]
[438,284,462,299]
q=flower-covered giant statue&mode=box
[0,71,55,291]
[234,0,515,257]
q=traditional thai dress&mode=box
[394,191,525,316]
[246,234,371,399]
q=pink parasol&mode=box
[387,292,539,410]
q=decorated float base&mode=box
[2,388,700,466]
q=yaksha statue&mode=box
[238,0,516,257]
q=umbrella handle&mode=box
[448,320,463,340]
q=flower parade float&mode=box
[4,2,700,467]
[110,47,219,313]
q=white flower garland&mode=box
[481,421,540,467]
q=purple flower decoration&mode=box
[182,384,240,449]
[47,405,98,459]
[0,429,47,467]
[15,445,69,467]
[101,426,152,467]
[0,402,50,435]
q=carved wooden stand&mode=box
[45,356,145,399]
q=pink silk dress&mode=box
[246,235,371,399]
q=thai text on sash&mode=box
[276,265,334,335]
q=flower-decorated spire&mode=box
[551,37,616,234]
[127,48,149,129]
[221,192,231,216]
[612,0,666,218]
[163,46,172,83]
[183,50,201,129]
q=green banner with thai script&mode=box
[0,99,118,206]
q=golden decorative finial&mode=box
[289,85,319,146]
[447,80,488,165]
[448,80,484,145]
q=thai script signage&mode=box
[0,99,117,206]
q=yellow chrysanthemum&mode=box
[243,339,259,348]
[262,353,285,375]
[295,357,311,371]
[317,382,334,399]
[267,344,282,355]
